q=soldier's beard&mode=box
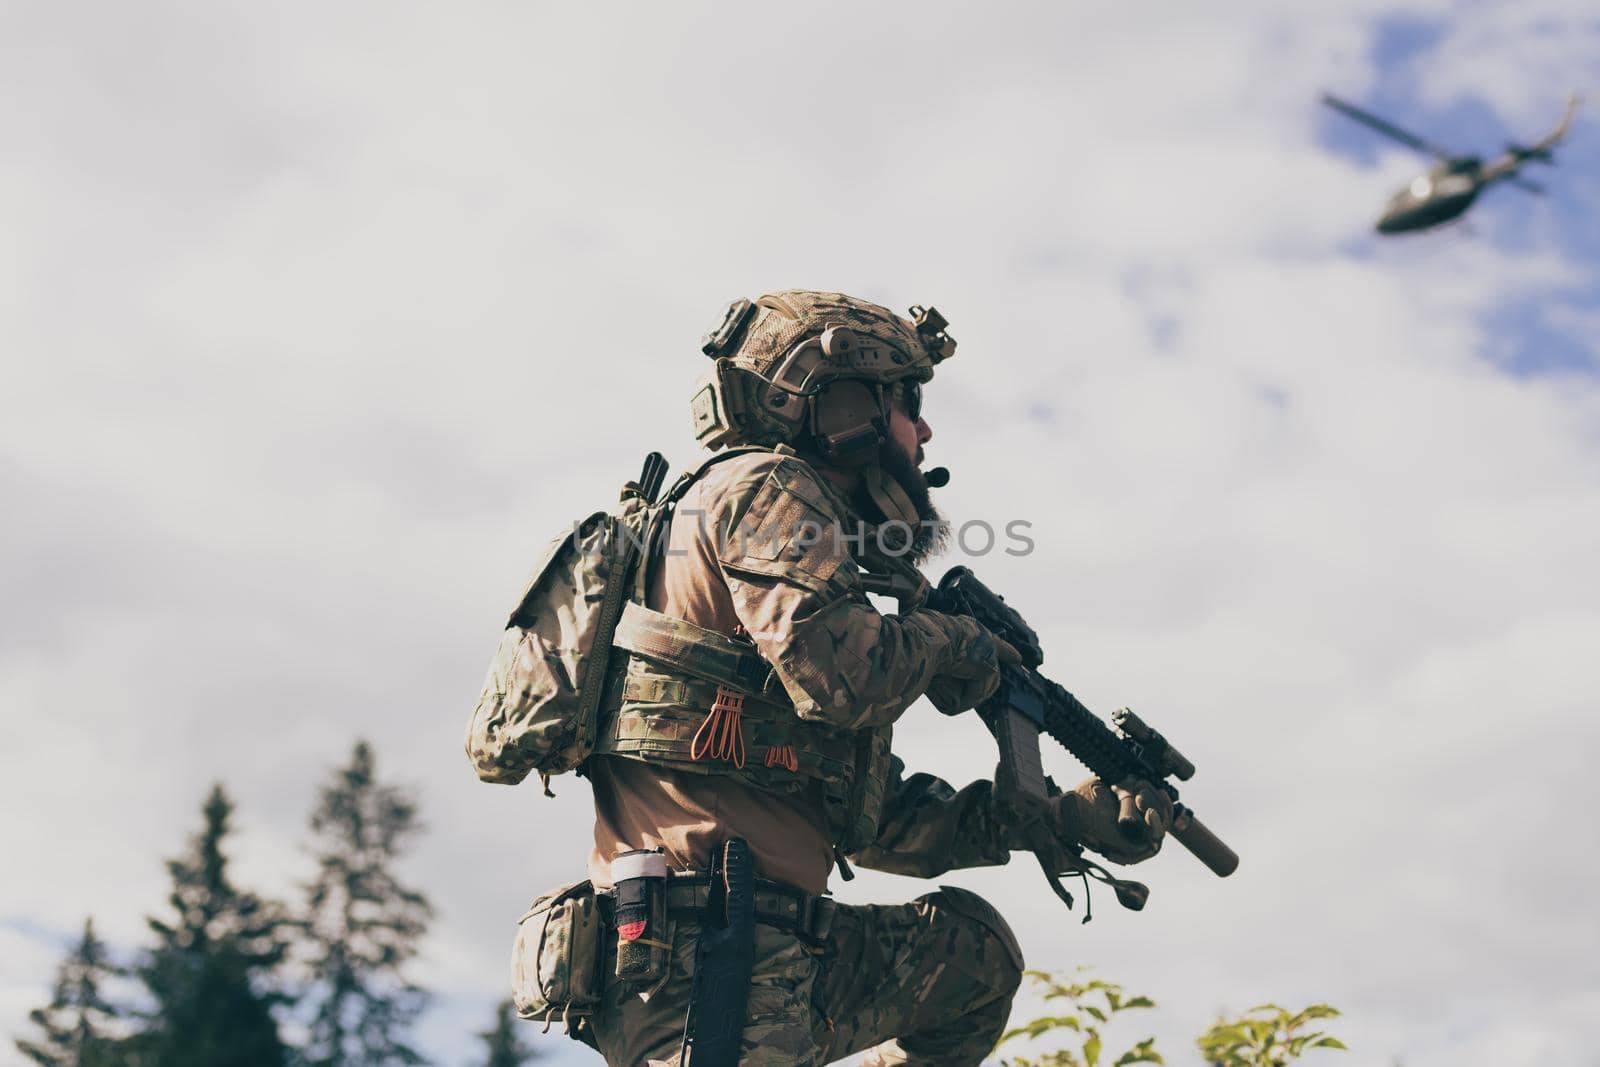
[858,443,948,566]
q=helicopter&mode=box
[1321,91,1580,234]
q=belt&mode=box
[600,870,835,944]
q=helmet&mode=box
[689,290,956,465]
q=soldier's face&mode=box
[876,388,945,562]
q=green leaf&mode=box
[1084,1006,1108,1023]
[1084,1032,1102,1067]
[1002,1015,1084,1043]
[1113,1037,1165,1065]
[1051,1017,1084,1033]
[1313,1037,1349,1050]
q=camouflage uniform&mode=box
[584,443,1026,1065]
[592,883,1022,1066]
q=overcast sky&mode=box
[4,2,1598,1065]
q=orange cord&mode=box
[764,745,799,772]
[691,686,746,768]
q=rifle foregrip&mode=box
[1174,812,1239,877]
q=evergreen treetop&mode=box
[299,740,433,1067]
[133,783,293,1067]
[15,918,121,1067]
[476,999,539,1067]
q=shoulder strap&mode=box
[661,445,776,505]
[630,446,776,604]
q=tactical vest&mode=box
[589,449,893,855]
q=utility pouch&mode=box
[511,880,604,1032]
[612,849,670,985]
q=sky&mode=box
[3,2,1598,1065]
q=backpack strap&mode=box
[631,446,779,603]
[662,445,777,505]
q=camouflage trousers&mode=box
[583,886,1024,1066]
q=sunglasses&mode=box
[894,380,923,421]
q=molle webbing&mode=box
[606,659,860,787]
[611,602,788,703]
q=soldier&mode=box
[520,291,1171,1066]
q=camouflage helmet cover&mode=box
[690,289,955,452]
[720,290,952,385]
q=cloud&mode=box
[4,2,1600,1066]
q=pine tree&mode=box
[475,1000,539,1067]
[130,783,292,1067]
[15,918,121,1067]
[299,741,433,1067]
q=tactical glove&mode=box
[1052,776,1173,866]
[924,616,1021,714]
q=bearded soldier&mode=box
[481,291,1173,1066]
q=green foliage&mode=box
[1196,1003,1348,1066]
[8,743,609,1064]
[996,970,1163,1067]
[15,919,122,1067]
[995,974,1348,1067]
[129,783,294,1067]
[298,741,434,1067]
[476,1000,540,1067]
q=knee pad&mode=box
[924,886,1024,989]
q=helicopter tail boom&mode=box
[1505,143,1554,164]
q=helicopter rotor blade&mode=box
[1507,175,1546,195]
[1321,92,1456,160]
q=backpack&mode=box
[465,449,762,792]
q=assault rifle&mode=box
[861,565,1238,913]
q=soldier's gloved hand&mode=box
[925,617,1020,715]
[1051,776,1173,865]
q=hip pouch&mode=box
[512,880,604,1033]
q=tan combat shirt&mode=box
[588,451,1015,893]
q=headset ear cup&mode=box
[691,361,814,449]
[809,380,886,464]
